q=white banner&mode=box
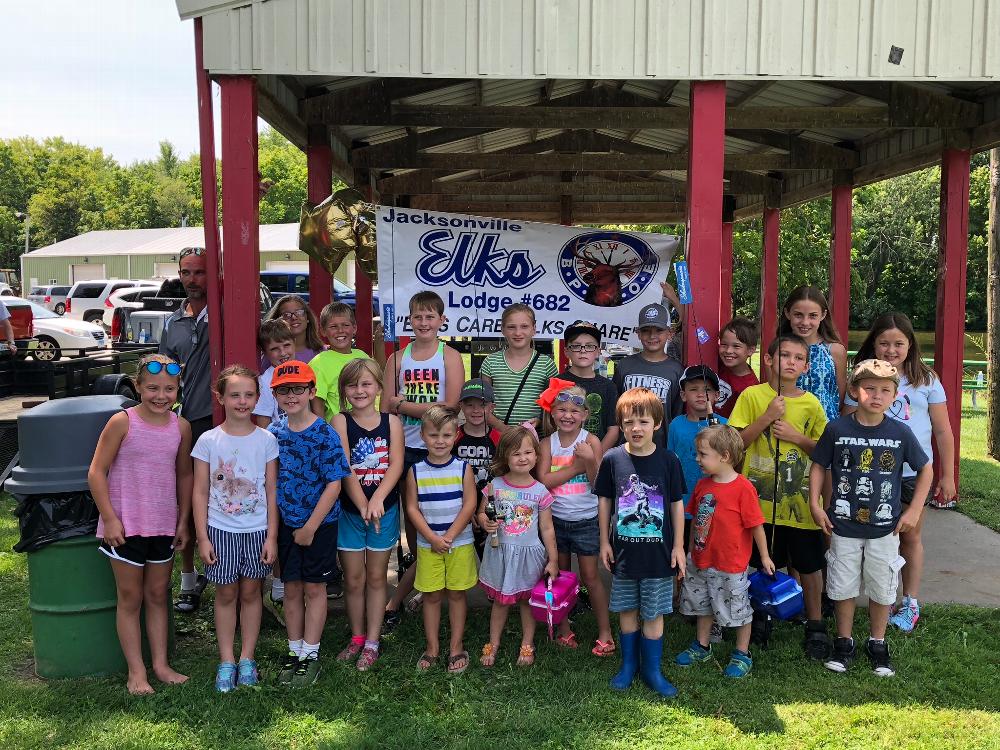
[377,206,680,347]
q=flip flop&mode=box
[416,652,438,671]
[591,639,616,657]
[447,651,470,675]
[556,632,579,649]
[480,642,498,668]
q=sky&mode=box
[0,1,212,164]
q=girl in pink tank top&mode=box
[89,354,194,695]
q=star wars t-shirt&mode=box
[811,415,928,539]
[594,446,685,579]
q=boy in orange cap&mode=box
[268,360,351,687]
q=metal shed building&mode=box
[176,0,1000,484]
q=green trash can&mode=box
[9,395,174,679]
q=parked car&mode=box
[102,286,163,329]
[0,298,103,360]
[259,270,379,309]
[27,284,72,315]
[65,280,157,324]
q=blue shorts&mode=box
[609,575,674,621]
[338,502,401,552]
[205,526,270,585]
[552,515,600,557]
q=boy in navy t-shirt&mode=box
[596,387,685,698]
[268,361,351,687]
[810,359,930,679]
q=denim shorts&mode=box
[552,514,600,557]
[338,502,401,552]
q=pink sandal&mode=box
[591,639,616,657]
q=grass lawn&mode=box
[956,393,1000,533]
[2,495,1000,749]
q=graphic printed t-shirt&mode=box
[594,446,685,579]
[269,417,351,528]
[686,475,764,573]
[311,349,368,419]
[548,429,599,522]
[480,350,557,425]
[191,426,279,533]
[667,414,729,507]
[611,354,684,447]
[398,341,447,449]
[728,383,827,529]
[453,427,501,499]
[489,477,554,547]
[812,415,928,539]
[558,371,619,442]
[345,412,399,512]
[716,366,759,419]
[844,374,945,478]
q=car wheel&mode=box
[83,311,103,324]
[117,380,139,401]
[54,302,66,315]
[32,336,61,362]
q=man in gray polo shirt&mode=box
[159,246,212,613]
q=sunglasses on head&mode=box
[555,392,586,407]
[143,361,182,376]
[274,385,310,395]
[179,247,206,258]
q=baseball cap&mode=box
[270,360,316,387]
[564,320,602,343]
[459,378,494,403]
[637,303,672,330]
[849,358,900,387]
[679,364,720,391]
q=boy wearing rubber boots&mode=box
[809,359,931,677]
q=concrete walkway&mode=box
[920,508,1000,607]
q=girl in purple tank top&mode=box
[89,354,194,695]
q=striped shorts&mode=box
[205,526,271,585]
[609,575,674,621]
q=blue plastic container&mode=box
[748,570,804,620]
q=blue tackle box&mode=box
[748,570,804,620]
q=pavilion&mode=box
[175,0,1000,483]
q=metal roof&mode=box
[27,224,300,257]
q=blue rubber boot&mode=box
[639,636,678,698]
[610,630,640,690]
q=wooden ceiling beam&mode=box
[404,181,687,197]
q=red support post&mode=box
[306,128,333,320]
[193,19,224,423]
[684,81,726,371]
[934,148,970,488]
[720,195,736,326]
[759,207,780,378]
[219,75,260,370]
[829,170,853,341]
[355,179,375,355]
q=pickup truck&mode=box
[111,278,272,345]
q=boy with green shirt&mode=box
[310,303,367,422]
[728,333,829,659]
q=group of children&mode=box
[87,282,955,696]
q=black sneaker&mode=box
[865,639,896,677]
[804,619,833,661]
[277,651,299,685]
[750,611,773,648]
[382,608,402,636]
[326,579,344,600]
[824,637,856,673]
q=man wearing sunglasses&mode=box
[160,246,213,613]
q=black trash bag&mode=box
[12,492,100,553]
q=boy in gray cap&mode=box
[612,303,684,449]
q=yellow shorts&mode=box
[414,544,478,592]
